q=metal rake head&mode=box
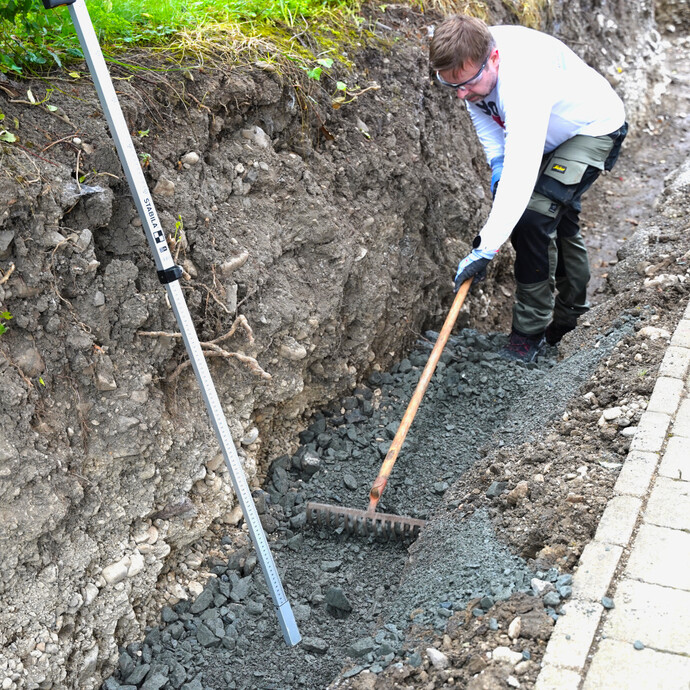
[305,502,425,542]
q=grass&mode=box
[501,0,552,29]
[0,0,366,76]
[0,0,550,77]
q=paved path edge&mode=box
[534,300,690,690]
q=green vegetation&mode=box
[0,0,367,76]
[0,310,12,337]
[0,0,549,77]
[501,0,551,29]
[1,0,549,77]
[1,110,18,142]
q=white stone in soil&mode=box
[583,391,598,406]
[637,326,671,340]
[425,647,449,670]
[127,551,145,578]
[153,177,175,197]
[515,660,532,675]
[83,583,99,606]
[279,337,308,361]
[181,151,200,166]
[188,580,204,597]
[603,406,623,421]
[530,577,554,596]
[508,616,522,639]
[492,646,524,665]
[241,427,259,445]
[101,557,131,585]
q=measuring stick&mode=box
[42,0,300,646]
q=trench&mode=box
[103,315,637,690]
[102,27,690,690]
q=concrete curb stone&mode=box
[534,308,690,688]
[612,450,658,497]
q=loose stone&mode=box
[343,473,358,490]
[347,637,375,658]
[153,178,175,196]
[479,596,494,611]
[601,597,615,609]
[486,481,508,498]
[301,637,329,654]
[181,151,200,166]
[102,557,130,585]
[508,617,521,639]
[530,578,554,596]
[543,591,561,607]
[426,647,449,670]
[320,560,342,573]
[325,587,352,616]
[492,646,523,665]
[602,406,623,421]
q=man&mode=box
[430,15,627,362]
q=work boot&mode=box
[500,330,545,363]
[545,320,577,345]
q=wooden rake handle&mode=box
[367,278,472,513]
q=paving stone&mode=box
[658,345,690,379]
[593,495,642,547]
[613,450,659,497]
[671,398,690,438]
[625,523,690,591]
[646,376,684,415]
[629,411,672,453]
[603,578,690,654]
[583,639,690,690]
[571,542,623,602]
[541,598,603,670]
[658,436,690,481]
[670,318,690,348]
[534,665,581,690]
[644,476,690,530]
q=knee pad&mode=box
[511,210,556,284]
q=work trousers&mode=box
[510,123,628,337]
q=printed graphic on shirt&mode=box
[476,100,505,128]
[551,163,567,174]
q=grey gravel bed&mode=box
[103,325,627,690]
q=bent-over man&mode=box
[430,15,627,361]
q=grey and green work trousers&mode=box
[510,123,628,337]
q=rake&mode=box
[306,278,472,541]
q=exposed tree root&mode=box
[138,315,270,382]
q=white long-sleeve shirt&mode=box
[468,25,625,253]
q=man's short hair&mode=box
[429,15,495,73]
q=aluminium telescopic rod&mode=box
[42,0,300,646]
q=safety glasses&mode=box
[435,54,490,90]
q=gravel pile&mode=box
[103,326,622,690]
